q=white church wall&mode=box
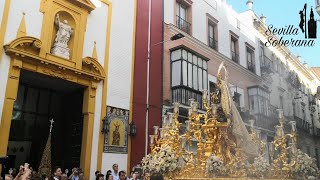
[0,0,43,126]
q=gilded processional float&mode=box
[141,63,319,180]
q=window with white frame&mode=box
[248,87,270,116]
[171,48,208,91]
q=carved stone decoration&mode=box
[51,14,73,59]
[4,36,105,82]
[42,69,73,80]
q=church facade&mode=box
[1,0,320,179]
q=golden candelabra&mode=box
[146,75,249,179]
[248,111,298,179]
[144,74,318,180]
[268,109,298,179]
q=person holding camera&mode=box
[68,168,79,180]
[12,163,32,180]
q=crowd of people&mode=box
[1,163,148,180]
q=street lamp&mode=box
[170,33,184,41]
[144,33,184,156]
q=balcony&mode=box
[295,116,311,133]
[260,55,273,74]
[255,114,279,131]
[172,86,204,109]
[176,15,191,34]
[231,51,239,63]
[209,37,218,50]
[286,71,301,89]
[255,105,278,131]
[247,63,255,73]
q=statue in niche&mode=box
[112,122,121,145]
[51,14,73,59]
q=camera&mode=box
[0,156,9,164]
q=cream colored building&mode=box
[0,0,136,179]
[247,0,320,164]
[162,0,320,165]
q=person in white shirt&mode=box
[111,164,119,180]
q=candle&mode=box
[162,115,167,127]
[202,90,208,100]
[192,102,198,112]
[189,98,195,107]
[149,135,155,145]
[181,137,187,149]
[188,108,193,117]
[249,119,255,129]
[185,120,191,131]
[173,102,180,114]
[268,142,274,154]
[168,113,174,125]
[277,109,284,119]
[289,121,296,132]
[211,104,218,116]
[159,128,164,138]
[154,126,159,135]
[275,126,284,137]
[256,129,261,139]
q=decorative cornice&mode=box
[82,56,105,79]
[66,0,96,12]
[42,69,74,80]
[4,36,105,82]
[167,23,264,83]
[4,36,42,53]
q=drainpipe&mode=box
[145,0,152,156]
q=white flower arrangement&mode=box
[253,155,270,174]
[292,150,318,177]
[206,154,225,175]
[141,145,178,173]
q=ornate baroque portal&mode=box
[0,0,105,179]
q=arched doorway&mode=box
[0,36,105,178]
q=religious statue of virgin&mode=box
[112,123,121,145]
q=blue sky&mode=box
[227,0,320,67]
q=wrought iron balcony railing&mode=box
[248,63,255,73]
[209,37,218,50]
[231,51,239,63]
[295,116,311,133]
[176,15,191,34]
[171,86,204,109]
[255,114,279,131]
[260,55,273,74]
